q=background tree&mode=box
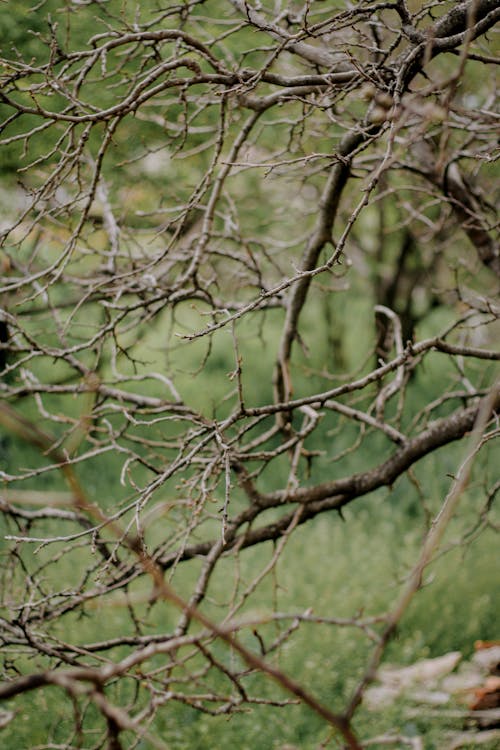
[0,2,499,749]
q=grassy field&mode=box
[1,247,498,750]
[1,377,498,749]
[1,280,498,750]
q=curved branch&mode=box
[158,392,499,568]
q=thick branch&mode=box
[273,130,364,406]
[159,393,499,568]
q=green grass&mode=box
[1,477,497,749]
[1,280,498,749]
